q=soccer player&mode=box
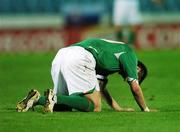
[97,60,148,112]
[112,0,164,45]
[16,38,150,113]
[113,0,142,44]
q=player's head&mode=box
[119,60,148,84]
[137,60,148,84]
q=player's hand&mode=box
[111,99,135,112]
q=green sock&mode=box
[116,30,123,41]
[37,95,94,112]
[57,95,94,112]
[37,96,46,105]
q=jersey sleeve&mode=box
[119,52,138,82]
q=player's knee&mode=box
[85,91,101,112]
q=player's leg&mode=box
[37,93,73,112]
[113,0,128,42]
[17,90,72,113]
[16,89,40,112]
[56,91,96,112]
[62,47,101,112]
[37,89,97,112]
[128,1,142,45]
[84,90,101,112]
[43,48,70,112]
[37,91,94,112]
[35,92,70,111]
[44,47,101,112]
[36,95,46,105]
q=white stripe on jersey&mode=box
[88,46,98,53]
[127,77,139,84]
[101,39,125,44]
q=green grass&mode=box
[0,50,180,132]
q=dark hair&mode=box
[119,60,148,84]
[137,61,148,84]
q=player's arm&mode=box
[119,53,149,112]
[97,75,134,112]
[129,80,150,112]
[98,79,121,111]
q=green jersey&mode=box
[73,38,138,81]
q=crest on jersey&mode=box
[114,52,126,59]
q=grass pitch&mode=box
[0,50,180,132]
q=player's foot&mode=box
[43,89,55,113]
[16,89,40,112]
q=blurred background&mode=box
[0,0,180,52]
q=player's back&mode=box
[73,38,137,75]
[74,38,133,55]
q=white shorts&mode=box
[51,46,100,97]
[113,0,142,26]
